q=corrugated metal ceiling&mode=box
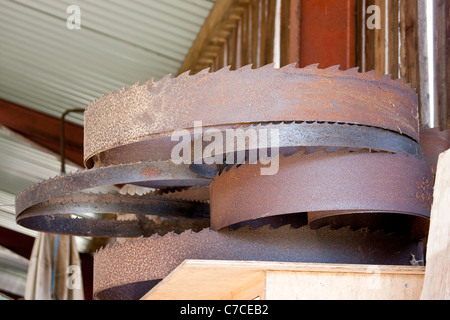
[0,0,214,252]
[0,0,214,125]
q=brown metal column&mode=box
[297,0,356,69]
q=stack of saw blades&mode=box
[15,64,450,299]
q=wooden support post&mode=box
[374,0,386,76]
[400,0,420,91]
[421,148,450,299]
[387,0,400,78]
[433,0,449,130]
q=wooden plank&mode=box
[365,0,376,71]
[142,260,266,300]
[447,0,450,129]
[421,148,450,299]
[400,0,420,92]
[250,0,259,66]
[279,0,290,67]
[142,259,425,300]
[388,0,399,78]
[241,4,250,66]
[236,14,243,68]
[259,0,267,66]
[264,0,276,65]
[217,42,225,70]
[266,269,423,300]
[288,0,300,65]
[434,0,448,130]
[355,0,364,71]
[374,0,386,75]
[230,23,238,70]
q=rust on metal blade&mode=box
[15,160,209,215]
[89,121,422,168]
[210,150,433,234]
[84,64,419,167]
[93,225,424,300]
[14,160,210,237]
[157,186,211,202]
[188,121,422,179]
[16,192,210,237]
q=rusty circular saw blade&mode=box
[93,225,425,300]
[15,160,210,236]
[210,149,433,237]
[16,192,210,237]
[157,186,211,202]
[188,121,422,178]
[84,63,419,168]
[15,160,209,214]
[89,121,421,170]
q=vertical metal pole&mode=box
[60,109,85,174]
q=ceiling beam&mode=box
[177,0,247,75]
[0,99,84,168]
[0,227,34,260]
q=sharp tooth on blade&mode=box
[237,64,253,71]
[261,62,275,70]
[217,65,231,73]
[130,81,140,89]
[303,63,320,70]
[344,67,360,74]
[197,67,210,75]
[326,65,341,71]
[156,73,172,85]
[281,62,298,69]
[364,70,377,79]
[144,78,155,86]
[178,70,191,78]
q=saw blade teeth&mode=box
[216,65,231,73]
[144,78,155,86]
[155,73,172,86]
[237,63,253,72]
[343,67,360,74]
[361,70,377,81]
[93,221,414,256]
[281,62,297,70]
[261,62,275,70]
[197,67,210,75]
[130,81,140,89]
[178,70,191,78]
[325,65,341,72]
[303,63,320,70]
